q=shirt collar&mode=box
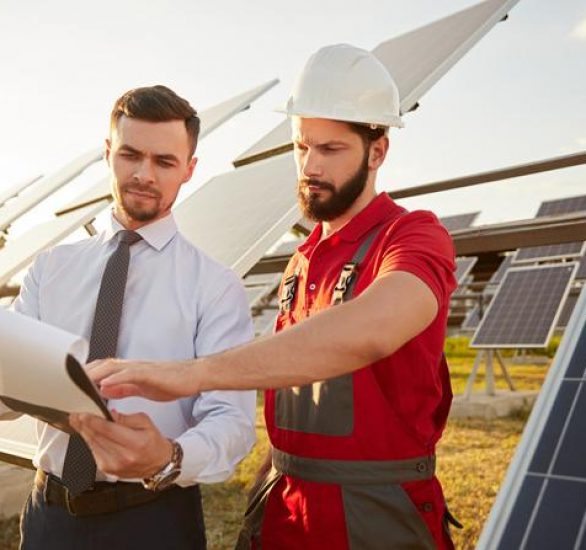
[298,193,404,257]
[107,212,178,251]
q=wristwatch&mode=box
[142,439,183,492]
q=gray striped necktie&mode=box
[61,229,142,496]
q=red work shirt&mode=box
[266,192,457,460]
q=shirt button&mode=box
[309,283,316,291]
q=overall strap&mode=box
[331,225,384,305]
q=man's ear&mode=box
[104,139,112,166]
[369,135,389,170]
[183,156,198,184]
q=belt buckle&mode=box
[64,490,79,516]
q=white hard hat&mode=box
[279,43,403,129]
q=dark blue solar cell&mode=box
[530,381,580,474]
[566,320,586,378]
[524,478,586,549]
[497,475,543,550]
[552,383,586,478]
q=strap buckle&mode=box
[279,273,298,314]
[332,263,358,305]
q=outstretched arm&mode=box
[88,270,438,400]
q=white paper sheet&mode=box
[0,309,110,431]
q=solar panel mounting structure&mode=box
[464,264,578,398]
[477,284,586,549]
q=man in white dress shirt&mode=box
[0,85,256,549]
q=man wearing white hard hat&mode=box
[74,44,458,549]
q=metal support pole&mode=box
[464,351,484,399]
[495,349,516,391]
[485,350,496,396]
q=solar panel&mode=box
[536,194,586,217]
[0,202,109,287]
[477,285,586,549]
[470,264,577,348]
[513,194,586,263]
[0,175,42,209]
[174,153,299,277]
[455,256,478,285]
[0,416,36,467]
[245,286,270,309]
[513,242,585,263]
[557,292,580,330]
[440,212,480,232]
[233,0,521,166]
[253,310,278,337]
[0,148,103,233]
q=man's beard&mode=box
[297,150,369,222]
[118,183,163,222]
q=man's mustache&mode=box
[122,184,162,199]
[298,179,335,192]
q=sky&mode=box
[0,0,585,232]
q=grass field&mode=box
[0,346,551,550]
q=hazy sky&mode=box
[0,0,585,228]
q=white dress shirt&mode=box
[0,212,256,486]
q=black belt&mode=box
[35,469,168,517]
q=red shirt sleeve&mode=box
[376,210,457,307]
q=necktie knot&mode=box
[118,230,142,246]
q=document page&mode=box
[0,309,111,433]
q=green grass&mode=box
[0,341,551,549]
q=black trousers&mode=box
[20,482,206,550]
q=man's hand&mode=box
[69,410,173,479]
[86,359,199,401]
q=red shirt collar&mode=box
[298,193,405,257]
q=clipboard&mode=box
[0,309,112,433]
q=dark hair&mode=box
[110,85,200,157]
[346,122,386,149]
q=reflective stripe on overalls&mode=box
[236,226,439,550]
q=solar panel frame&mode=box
[470,263,578,349]
[477,284,586,549]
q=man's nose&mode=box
[134,159,155,183]
[302,150,325,180]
